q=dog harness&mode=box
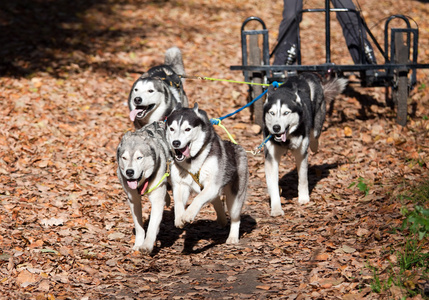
[187,170,204,190]
[141,161,171,195]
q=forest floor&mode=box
[1,0,429,299]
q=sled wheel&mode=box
[392,32,410,126]
[248,34,265,127]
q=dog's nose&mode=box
[134,97,142,105]
[126,169,134,177]
[172,140,181,148]
[273,125,281,133]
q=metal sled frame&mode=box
[230,0,429,126]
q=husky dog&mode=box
[129,47,189,129]
[264,73,347,216]
[166,104,249,244]
[117,121,171,253]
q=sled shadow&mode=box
[148,210,256,256]
[328,85,415,123]
[279,162,340,200]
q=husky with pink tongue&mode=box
[263,73,347,216]
[128,47,189,129]
[117,121,171,253]
[166,103,249,244]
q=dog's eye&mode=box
[134,88,138,92]
[169,127,174,132]
[137,157,143,160]
[148,89,154,93]
[122,156,127,160]
[185,128,191,132]
[269,111,275,116]
[283,111,290,115]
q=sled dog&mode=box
[128,47,189,129]
[117,121,171,253]
[263,73,347,216]
[166,104,249,244]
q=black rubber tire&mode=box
[248,35,265,127]
[393,32,409,126]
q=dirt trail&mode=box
[0,0,428,299]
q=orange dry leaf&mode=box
[344,126,353,137]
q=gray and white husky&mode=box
[128,47,189,129]
[264,73,347,216]
[117,121,171,253]
[166,104,249,244]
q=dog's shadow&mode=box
[145,209,256,256]
[279,162,339,200]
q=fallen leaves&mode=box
[0,0,429,299]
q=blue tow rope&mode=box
[210,81,281,125]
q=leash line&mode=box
[143,161,171,195]
[208,81,281,153]
[180,75,271,86]
[247,134,272,155]
[210,118,238,144]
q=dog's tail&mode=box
[322,77,348,101]
[165,47,186,79]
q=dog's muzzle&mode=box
[172,141,190,162]
[125,169,143,190]
[272,125,289,143]
[129,103,156,121]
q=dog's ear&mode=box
[193,103,199,112]
[140,72,150,79]
[292,82,298,93]
[268,84,277,95]
[122,130,133,140]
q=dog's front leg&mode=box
[181,185,218,225]
[264,142,285,216]
[126,189,146,250]
[292,148,310,204]
[173,184,191,229]
[142,185,167,254]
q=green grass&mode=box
[349,176,371,196]
[366,180,429,298]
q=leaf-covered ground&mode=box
[1,0,428,299]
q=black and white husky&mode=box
[128,47,189,129]
[117,121,171,253]
[264,73,347,216]
[166,104,249,244]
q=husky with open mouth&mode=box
[117,121,171,253]
[166,104,249,244]
[263,73,347,216]
[128,47,189,129]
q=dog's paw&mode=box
[175,219,186,229]
[181,207,198,225]
[181,213,195,225]
[270,207,285,217]
[298,196,310,205]
[132,243,153,254]
[226,236,239,244]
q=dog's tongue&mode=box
[181,146,190,158]
[281,132,287,142]
[127,180,138,189]
[140,179,149,195]
[129,109,144,121]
